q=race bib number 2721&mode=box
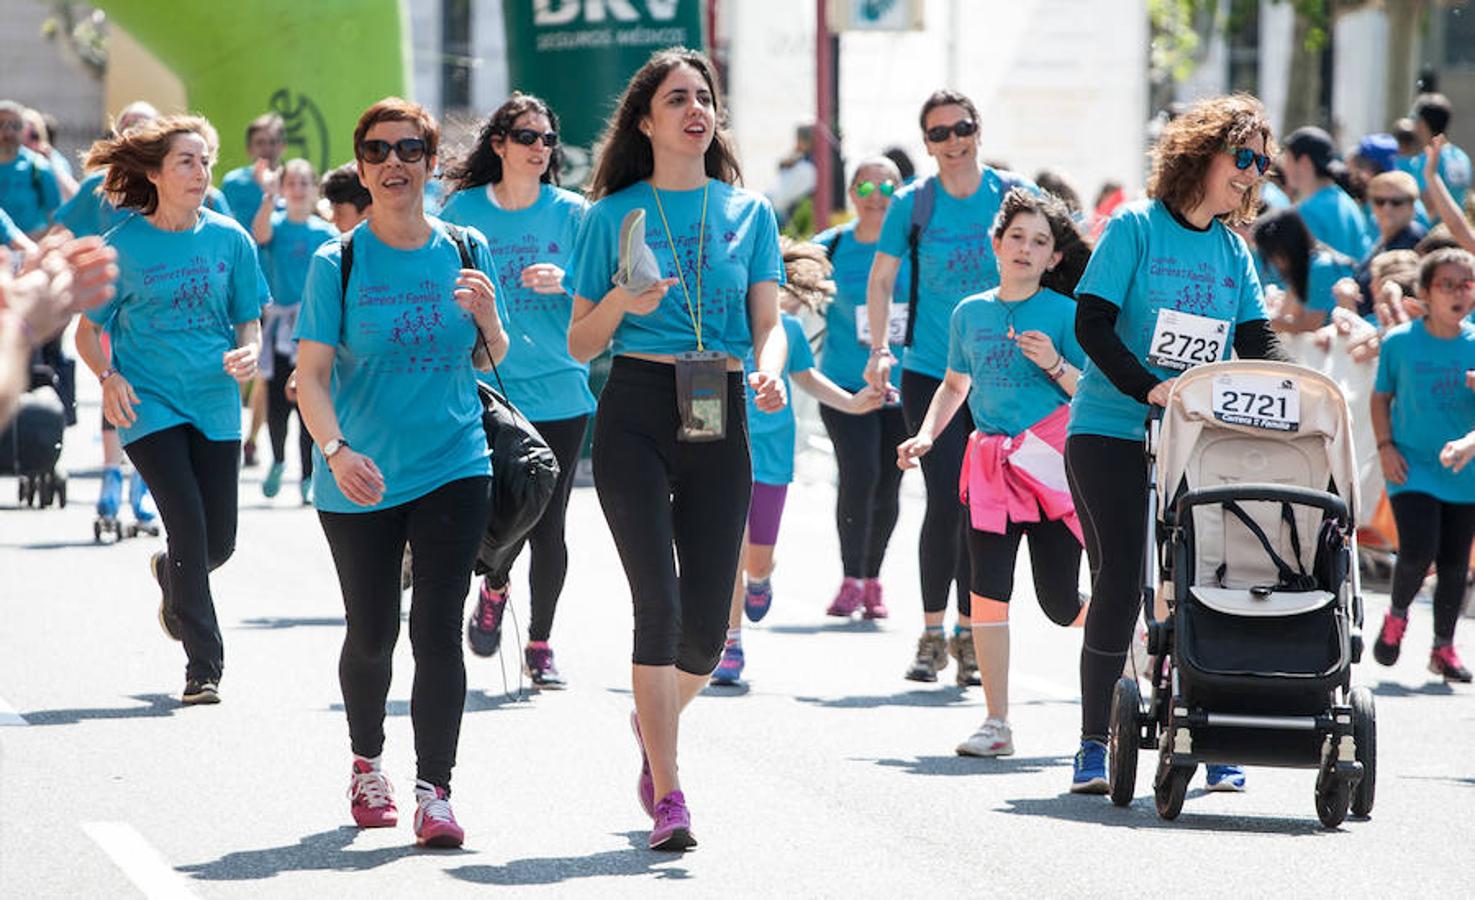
[1211,373,1300,432]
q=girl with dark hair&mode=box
[862,88,1040,688]
[897,189,1089,757]
[1279,127,1373,261]
[567,47,786,851]
[73,115,268,706]
[1066,94,1290,795]
[440,92,591,687]
[1251,206,1357,332]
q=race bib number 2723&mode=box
[1147,309,1229,371]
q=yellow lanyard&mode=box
[650,180,708,351]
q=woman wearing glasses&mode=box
[567,47,785,851]
[813,157,910,620]
[441,93,590,688]
[863,89,1037,687]
[1065,95,1289,795]
[295,98,506,849]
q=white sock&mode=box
[725,627,742,646]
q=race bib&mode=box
[1211,373,1300,432]
[857,303,909,346]
[1148,309,1229,371]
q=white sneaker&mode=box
[956,718,1014,757]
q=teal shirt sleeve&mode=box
[37,162,61,220]
[232,230,271,323]
[1372,327,1402,394]
[750,199,786,285]
[1075,209,1143,307]
[946,302,968,374]
[296,243,345,345]
[569,206,615,302]
[1233,234,1267,324]
[785,315,814,373]
[1058,301,1086,368]
[0,208,17,245]
[876,188,914,259]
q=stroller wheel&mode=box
[1350,687,1376,817]
[1315,771,1351,828]
[1153,745,1193,820]
[1109,677,1141,807]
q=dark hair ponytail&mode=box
[990,188,1092,298]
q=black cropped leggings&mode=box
[819,403,907,579]
[318,475,491,791]
[967,516,1083,625]
[125,424,239,683]
[266,350,312,479]
[901,369,971,617]
[592,357,751,675]
[1389,491,1475,642]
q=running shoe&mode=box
[743,579,773,623]
[96,466,121,518]
[1373,611,1408,667]
[1205,764,1247,792]
[300,479,313,506]
[466,578,508,658]
[242,439,258,468]
[649,791,697,851]
[1430,644,1473,683]
[956,718,1014,757]
[904,631,949,682]
[181,678,220,705]
[711,643,744,685]
[949,631,982,687]
[151,551,182,642]
[1070,739,1109,794]
[524,645,567,689]
[127,469,155,524]
[861,578,889,619]
[826,578,864,618]
[262,461,285,498]
[413,783,464,848]
[348,759,398,828]
[630,711,655,818]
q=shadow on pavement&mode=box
[1370,680,1455,698]
[998,794,1332,835]
[869,754,1073,777]
[447,831,691,886]
[793,687,969,709]
[762,621,881,635]
[329,690,529,718]
[702,682,751,697]
[236,617,346,630]
[177,826,436,881]
[21,693,181,725]
[1399,774,1475,788]
[0,539,120,550]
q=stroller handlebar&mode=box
[1171,483,1349,525]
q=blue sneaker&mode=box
[711,643,744,685]
[96,467,122,518]
[743,579,772,623]
[1070,740,1109,794]
[262,461,285,498]
[128,470,156,524]
[1205,764,1246,792]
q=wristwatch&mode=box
[323,437,350,459]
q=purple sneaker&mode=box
[466,578,508,658]
[827,578,864,618]
[711,642,744,685]
[649,790,697,851]
[743,579,773,623]
[630,711,655,818]
[861,578,889,619]
[523,644,567,689]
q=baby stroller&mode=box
[1109,360,1375,828]
[0,358,68,509]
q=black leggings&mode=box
[485,414,588,642]
[1390,491,1475,642]
[592,357,751,675]
[819,403,907,578]
[967,516,1083,625]
[318,475,491,791]
[901,369,971,617]
[124,425,239,682]
[266,351,312,478]
[1066,433,1149,742]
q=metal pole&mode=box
[815,0,833,232]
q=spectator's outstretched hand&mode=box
[1,233,118,344]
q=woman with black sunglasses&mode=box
[295,97,506,849]
[567,47,786,852]
[862,89,1038,688]
[441,93,590,688]
[1064,94,1289,797]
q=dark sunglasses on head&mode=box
[856,179,896,198]
[506,128,558,148]
[1227,146,1271,175]
[1370,195,1413,208]
[358,138,428,164]
[924,120,978,143]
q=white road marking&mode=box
[0,696,27,726]
[81,822,197,900]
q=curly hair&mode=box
[776,236,835,314]
[990,188,1092,298]
[84,114,219,215]
[1147,94,1274,227]
[443,93,561,193]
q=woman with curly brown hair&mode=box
[1064,94,1290,794]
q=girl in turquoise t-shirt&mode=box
[1370,248,1475,684]
[1251,207,1358,332]
[440,93,591,688]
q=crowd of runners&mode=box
[4,44,1475,854]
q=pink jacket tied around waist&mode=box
[959,404,1081,543]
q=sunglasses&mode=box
[1370,195,1413,208]
[358,138,428,164]
[1431,277,1475,294]
[0,121,21,132]
[924,120,978,143]
[506,128,558,148]
[855,180,896,198]
[1227,146,1271,176]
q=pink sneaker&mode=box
[631,711,655,818]
[413,783,464,848]
[648,790,697,851]
[1430,644,1473,683]
[348,759,398,828]
[827,578,864,618]
[861,579,889,619]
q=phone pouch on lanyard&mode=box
[674,350,728,442]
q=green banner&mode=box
[94,0,409,180]
[502,0,705,185]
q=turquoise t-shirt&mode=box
[1374,319,1475,503]
[1398,143,1472,224]
[745,313,813,485]
[569,179,784,361]
[0,147,61,236]
[876,167,1038,379]
[295,221,495,514]
[1300,250,1357,322]
[1297,184,1372,261]
[439,182,596,422]
[220,165,266,230]
[814,222,905,392]
[947,287,1084,436]
[261,212,338,307]
[1069,200,1267,441]
[84,209,270,445]
[56,170,233,237]
[0,208,18,245]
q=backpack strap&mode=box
[338,232,355,302]
[903,177,936,347]
[824,228,843,263]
